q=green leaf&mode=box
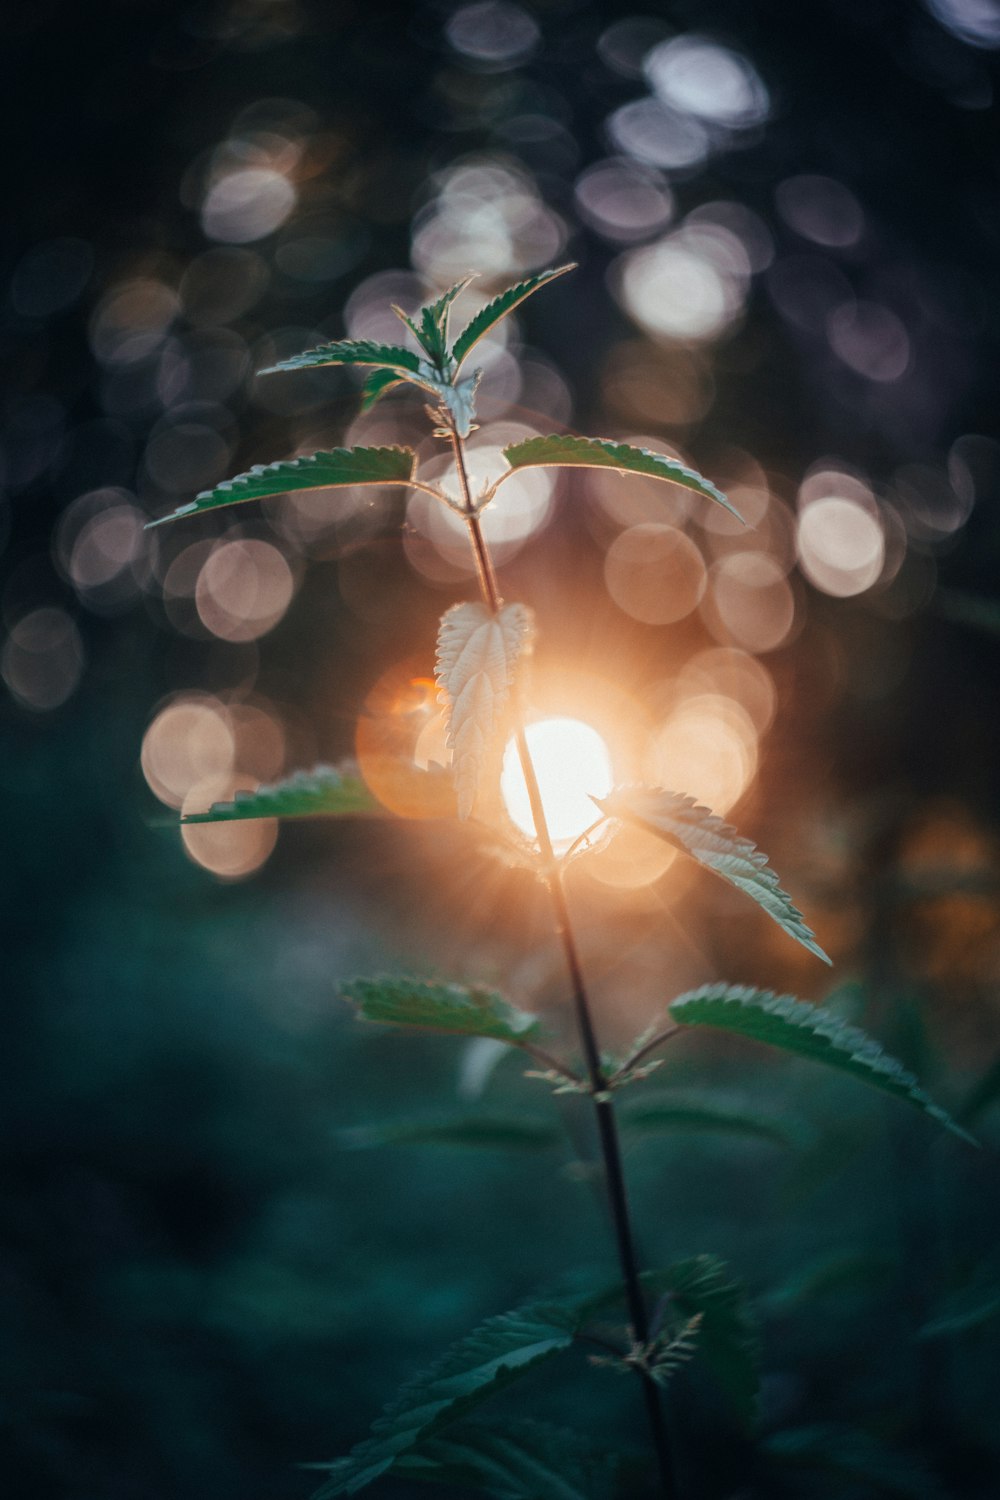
[764,1424,945,1498]
[338,1113,561,1152]
[451,265,576,367]
[919,1276,1000,1339]
[588,1256,755,1431]
[668,984,975,1144]
[596,787,830,964]
[499,435,741,522]
[398,1418,618,1498]
[360,367,405,411]
[312,1303,579,1496]
[146,446,417,527]
[421,276,476,361]
[343,976,544,1046]
[259,338,421,376]
[181,766,382,824]
[620,1092,804,1149]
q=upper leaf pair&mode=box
[261,264,575,386]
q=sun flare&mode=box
[501,717,614,849]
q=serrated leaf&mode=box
[596,787,830,964]
[763,1249,895,1313]
[435,601,534,819]
[343,976,543,1046]
[451,265,576,367]
[620,1093,803,1149]
[181,765,382,824]
[146,446,416,527]
[339,1113,561,1152]
[360,367,405,411]
[399,1418,618,1499]
[419,276,476,366]
[259,338,421,376]
[764,1424,946,1498]
[576,1255,757,1431]
[312,1303,579,1496]
[500,435,741,522]
[668,984,974,1143]
[638,1256,759,1431]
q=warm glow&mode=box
[501,717,614,848]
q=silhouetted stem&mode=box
[448,418,678,1499]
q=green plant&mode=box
[150,266,971,1499]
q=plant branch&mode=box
[447,413,678,1499]
[609,1024,683,1086]
[518,1041,585,1088]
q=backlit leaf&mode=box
[416,277,475,367]
[360,367,405,411]
[146,446,416,527]
[312,1302,578,1496]
[668,984,974,1143]
[435,600,534,819]
[596,787,830,964]
[451,265,576,367]
[181,765,382,824]
[500,435,741,522]
[259,338,421,376]
[415,364,483,437]
[344,976,543,1045]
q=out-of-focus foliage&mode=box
[4,0,1000,1496]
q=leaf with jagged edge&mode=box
[646,1257,758,1431]
[310,1301,579,1497]
[396,1418,618,1498]
[259,337,421,376]
[764,1424,946,1498]
[620,1092,805,1149]
[360,367,405,411]
[451,264,576,368]
[595,787,830,964]
[181,765,382,824]
[417,276,476,367]
[499,435,742,522]
[579,1255,758,1431]
[343,976,544,1046]
[146,446,417,528]
[338,1113,562,1152]
[668,984,975,1144]
[435,601,534,819]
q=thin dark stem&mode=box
[447,415,677,1499]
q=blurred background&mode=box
[4,0,1000,1495]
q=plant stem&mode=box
[448,421,677,1499]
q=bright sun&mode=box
[501,716,614,848]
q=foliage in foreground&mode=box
[154,266,973,1498]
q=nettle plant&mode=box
[151,266,971,1499]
